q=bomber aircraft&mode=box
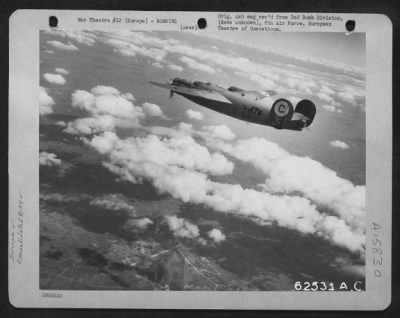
[151,78,316,131]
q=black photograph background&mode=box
[2,0,400,316]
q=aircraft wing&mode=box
[245,90,278,98]
[151,82,233,104]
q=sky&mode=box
[39,29,366,259]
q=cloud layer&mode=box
[83,128,364,252]
[208,137,364,230]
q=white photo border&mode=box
[9,10,392,310]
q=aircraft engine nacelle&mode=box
[270,98,316,131]
[270,98,294,129]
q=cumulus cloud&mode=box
[64,115,117,135]
[330,140,350,150]
[55,121,67,127]
[122,93,135,101]
[39,151,61,166]
[71,86,143,119]
[43,73,66,85]
[86,131,234,178]
[166,215,200,238]
[39,87,55,115]
[208,228,226,243]
[151,62,163,69]
[55,68,70,75]
[142,102,164,117]
[186,109,204,121]
[47,40,79,51]
[90,194,136,215]
[65,86,145,135]
[179,56,215,74]
[167,63,183,72]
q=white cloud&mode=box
[65,86,146,135]
[47,40,79,51]
[186,109,204,121]
[200,125,236,141]
[167,63,183,72]
[122,93,135,101]
[151,62,163,69]
[90,194,136,214]
[131,217,153,229]
[64,115,117,135]
[45,50,54,54]
[86,132,234,178]
[320,85,335,96]
[316,92,334,103]
[166,215,199,238]
[208,228,226,243]
[39,151,61,166]
[142,102,164,117]
[55,68,70,75]
[55,121,66,127]
[330,140,350,150]
[43,73,66,85]
[179,56,215,74]
[39,87,54,115]
[71,86,144,121]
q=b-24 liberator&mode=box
[151,78,316,131]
